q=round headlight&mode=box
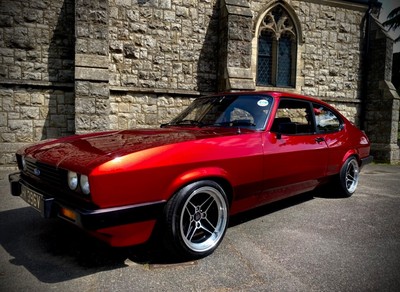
[68,171,78,190]
[80,174,90,195]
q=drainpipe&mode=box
[360,1,372,130]
[360,0,382,131]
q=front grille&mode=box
[24,159,65,187]
[16,155,96,209]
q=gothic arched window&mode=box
[257,5,297,87]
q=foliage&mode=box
[382,6,400,42]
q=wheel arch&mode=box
[341,150,361,167]
[164,167,234,207]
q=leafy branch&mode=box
[382,6,400,42]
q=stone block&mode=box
[75,54,109,68]
[21,106,39,119]
[15,92,31,105]
[75,67,109,81]
[227,78,255,90]
[1,133,16,143]
[90,83,109,98]
[75,114,91,131]
[8,66,22,79]
[50,115,67,127]
[0,112,7,127]
[123,45,140,59]
[91,115,110,131]
[176,6,189,18]
[225,5,252,17]
[31,93,45,105]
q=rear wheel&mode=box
[163,180,229,259]
[338,156,360,197]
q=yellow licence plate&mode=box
[20,185,42,212]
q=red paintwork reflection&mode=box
[18,91,371,247]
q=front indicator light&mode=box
[68,171,78,190]
[60,207,77,222]
[80,175,90,195]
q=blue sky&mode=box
[378,0,400,52]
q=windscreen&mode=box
[167,94,273,130]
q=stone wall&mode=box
[0,0,75,166]
[0,0,75,83]
[108,0,219,93]
[109,92,194,129]
[107,0,220,132]
[364,17,399,163]
[74,0,110,133]
[1,0,398,166]
[252,0,365,102]
[0,85,75,165]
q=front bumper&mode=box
[9,172,166,231]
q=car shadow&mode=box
[0,207,131,283]
[0,192,315,283]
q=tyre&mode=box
[338,156,360,197]
[163,180,229,259]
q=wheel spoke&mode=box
[186,222,197,241]
[203,217,216,231]
[188,201,196,212]
[200,195,214,212]
[199,222,214,235]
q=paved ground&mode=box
[1,164,400,291]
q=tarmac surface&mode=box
[1,163,400,291]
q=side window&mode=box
[313,103,342,133]
[271,99,314,135]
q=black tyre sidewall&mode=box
[163,180,229,259]
[339,156,359,197]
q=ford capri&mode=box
[9,91,372,259]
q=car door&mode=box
[312,102,347,176]
[259,98,329,204]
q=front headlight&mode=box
[68,171,78,190]
[80,175,90,195]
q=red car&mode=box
[9,91,372,259]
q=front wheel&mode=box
[163,180,229,259]
[338,156,360,197]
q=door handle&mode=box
[315,137,325,143]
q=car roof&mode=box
[212,91,346,119]
[215,90,329,105]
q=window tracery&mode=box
[257,5,297,87]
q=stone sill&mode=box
[255,86,362,104]
[0,79,74,89]
[321,97,362,104]
[110,86,204,96]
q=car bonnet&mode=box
[19,128,240,172]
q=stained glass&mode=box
[257,32,273,86]
[277,35,292,87]
[256,5,296,88]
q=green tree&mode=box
[382,6,400,42]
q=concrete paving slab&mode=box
[0,164,399,291]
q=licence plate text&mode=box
[20,185,42,212]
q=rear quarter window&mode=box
[313,103,343,133]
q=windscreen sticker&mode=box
[257,99,269,107]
